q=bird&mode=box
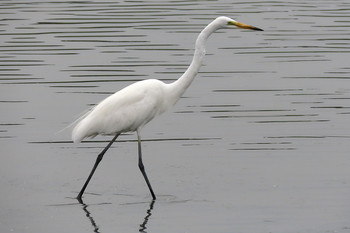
[72,16,263,203]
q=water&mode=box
[1,0,350,232]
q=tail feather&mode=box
[72,122,84,143]
[72,115,95,143]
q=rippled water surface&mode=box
[1,1,350,232]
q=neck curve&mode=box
[166,20,221,106]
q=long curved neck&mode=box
[166,21,219,105]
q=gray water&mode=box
[1,0,350,232]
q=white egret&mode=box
[72,16,263,203]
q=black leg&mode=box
[137,134,156,200]
[77,134,119,203]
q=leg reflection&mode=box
[80,201,100,233]
[139,200,155,233]
[78,199,155,233]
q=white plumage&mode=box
[72,16,263,202]
[72,79,170,143]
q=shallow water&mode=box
[1,0,350,232]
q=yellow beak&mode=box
[228,21,263,31]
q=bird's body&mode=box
[73,79,170,142]
[72,16,263,203]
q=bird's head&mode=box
[215,16,263,31]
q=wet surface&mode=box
[1,0,350,232]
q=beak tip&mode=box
[252,26,264,31]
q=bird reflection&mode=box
[78,199,156,233]
[139,200,155,233]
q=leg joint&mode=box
[138,159,145,171]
